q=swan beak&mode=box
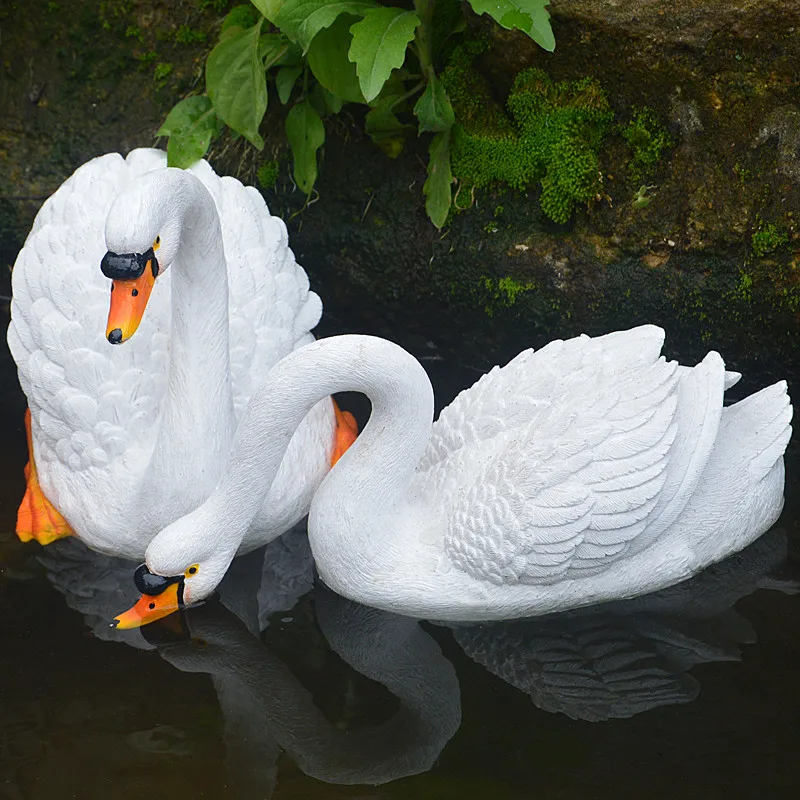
[106,268,157,344]
[112,582,182,629]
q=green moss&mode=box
[153,61,173,85]
[440,43,613,224]
[751,221,789,257]
[257,160,279,189]
[481,276,537,316]
[174,24,207,45]
[620,107,673,180]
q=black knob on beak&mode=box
[107,328,123,344]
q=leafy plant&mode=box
[160,0,555,226]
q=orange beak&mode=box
[106,266,156,344]
[113,581,182,629]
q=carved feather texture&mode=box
[409,327,735,585]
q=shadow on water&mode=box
[1,303,799,797]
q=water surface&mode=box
[1,305,798,800]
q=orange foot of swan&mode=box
[16,409,73,545]
[331,400,358,467]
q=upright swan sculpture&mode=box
[116,326,792,625]
[7,149,355,559]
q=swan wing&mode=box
[186,161,322,418]
[434,328,724,585]
[7,149,171,475]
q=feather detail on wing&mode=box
[422,326,725,585]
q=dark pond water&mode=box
[1,299,799,800]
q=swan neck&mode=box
[146,172,235,510]
[211,335,435,549]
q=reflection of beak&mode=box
[106,268,156,344]
[113,581,183,629]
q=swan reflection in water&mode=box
[36,527,795,794]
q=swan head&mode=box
[112,509,236,629]
[102,169,187,344]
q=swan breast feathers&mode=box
[9,151,173,476]
[8,147,321,481]
[416,327,726,586]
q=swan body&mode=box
[138,326,792,621]
[8,149,336,559]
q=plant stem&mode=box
[413,0,435,77]
[390,80,425,111]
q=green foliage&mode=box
[158,96,221,168]
[621,107,672,180]
[285,99,325,192]
[441,44,612,223]
[468,0,554,52]
[206,19,269,148]
[306,15,365,103]
[751,221,789,257]
[158,0,556,227]
[424,130,453,228]
[349,8,419,103]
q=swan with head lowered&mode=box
[7,148,355,559]
[115,325,791,626]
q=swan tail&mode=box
[16,409,74,545]
[722,380,792,484]
[330,400,359,467]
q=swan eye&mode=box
[153,236,161,250]
[185,564,199,578]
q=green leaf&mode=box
[365,95,408,158]
[424,130,452,228]
[275,0,377,51]
[466,0,555,51]
[348,8,418,103]
[306,15,365,104]
[275,65,302,103]
[259,32,288,64]
[206,21,267,148]
[285,100,325,193]
[309,83,344,115]
[413,73,454,133]
[250,0,285,24]
[158,96,219,168]
[223,4,261,36]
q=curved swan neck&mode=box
[210,335,435,549]
[145,171,235,511]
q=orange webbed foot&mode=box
[16,409,73,545]
[331,400,359,468]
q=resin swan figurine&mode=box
[451,528,797,721]
[115,325,792,625]
[7,148,355,559]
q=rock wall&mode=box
[1,0,798,391]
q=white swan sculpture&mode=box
[7,149,355,559]
[115,325,792,625]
